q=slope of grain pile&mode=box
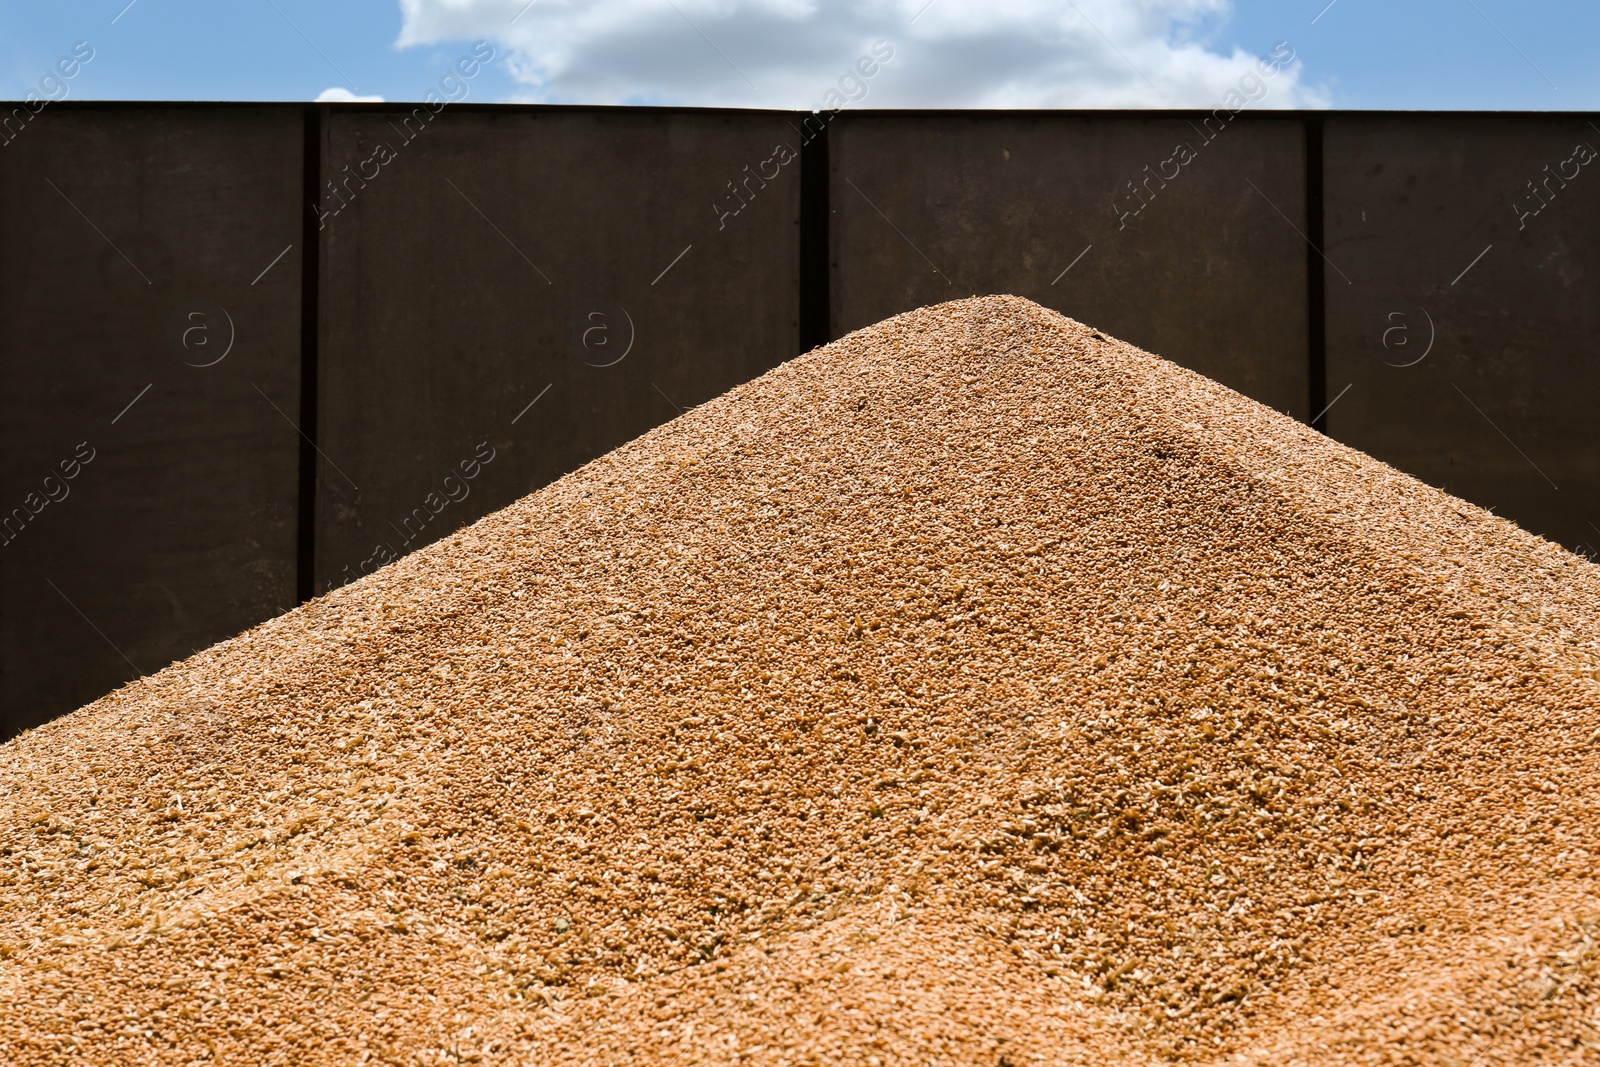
[3,296,1598,1065]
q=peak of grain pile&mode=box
[4,296,1599,1065]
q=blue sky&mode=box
[1,1,1593,109]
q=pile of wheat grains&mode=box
[2,296,1597,1065]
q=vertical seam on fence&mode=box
[297,105,323,602]
[799,111,831,352]
[1305,114,1328,432]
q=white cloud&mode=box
[395,0,1327,108]
[315,87,387,103]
